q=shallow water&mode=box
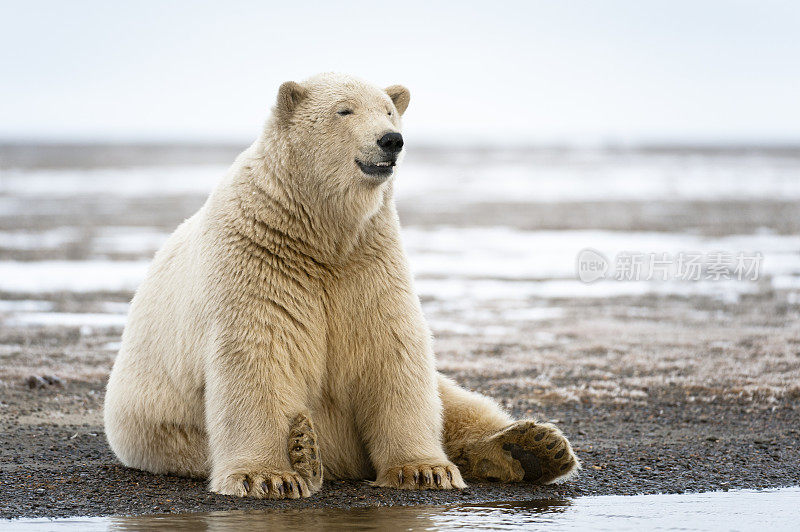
[5,488,798,531]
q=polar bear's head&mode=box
[268,73,410,197]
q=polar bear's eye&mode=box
[388,110,393,116]
[337,109,353,116]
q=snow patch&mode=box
[0,261,149,293]
[0,300,55,312]
[0,228,81,250]
[5,312,127,328]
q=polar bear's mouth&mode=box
[356,159,395,178]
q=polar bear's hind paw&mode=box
[288,413,323,493]
[460,420,579,484]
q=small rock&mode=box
[25,376,48,389]
[42,375,63,386]
[25,375,63,389]
[705,436,719,442]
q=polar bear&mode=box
[104,73,578,498]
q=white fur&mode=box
[104,73,576,498]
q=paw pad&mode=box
[287,413,323,492]
[461,420,579,484]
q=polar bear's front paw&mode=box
[375,462,466,490]
[211,470,313,499]
[458,420,580,484]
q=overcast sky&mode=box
[1,0,798,144]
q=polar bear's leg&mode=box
[356,349,466,490]
[104,408,210,478]
[203,331,326,499]
[438,374,579,484]
[104,360,210,478]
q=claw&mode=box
[242,479,250,493]
[433,472,442,486]
[413,471,420,484]
[277,482,284,496]
[262,482,269,494]
[285,480,294,493]
[447,470,453,482]
[398,470,404,484]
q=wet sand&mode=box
[0,144,798,518]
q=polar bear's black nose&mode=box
[377,132,404,154]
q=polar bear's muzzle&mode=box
[356,132,403,179]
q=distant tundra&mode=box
[103,73,578,498]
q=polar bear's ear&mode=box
[385,85,410,116]
[275,81,308,122]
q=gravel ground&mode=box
[1,144,798,518]
[1,377,797,518]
